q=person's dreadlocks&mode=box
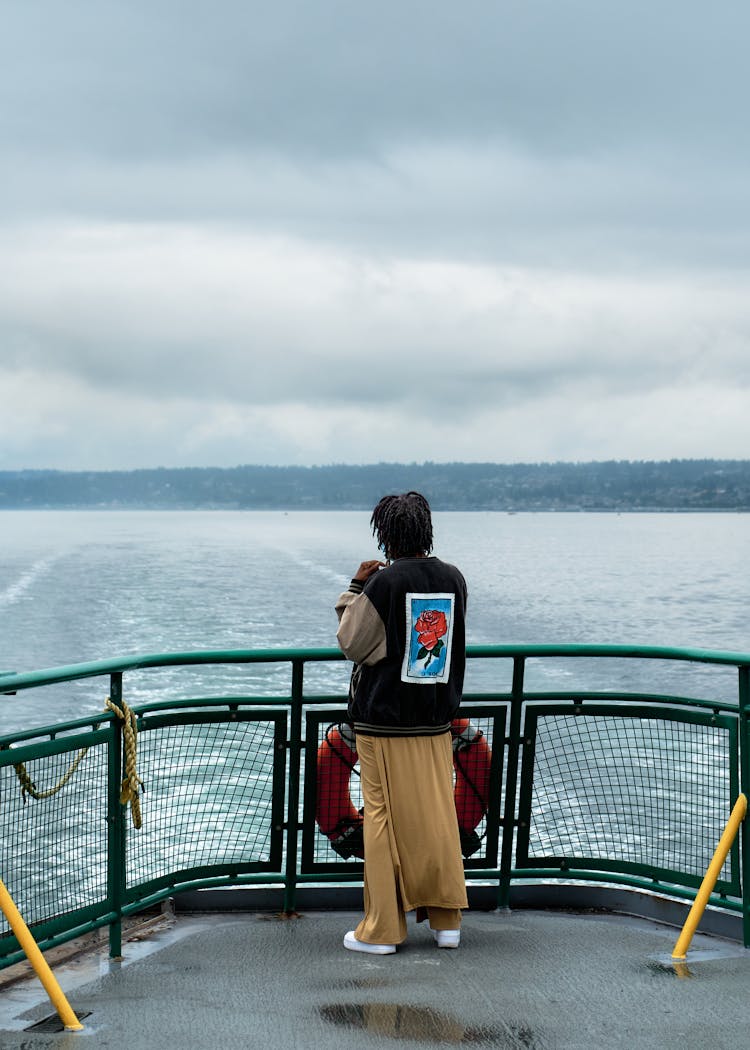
[370,491,433,560]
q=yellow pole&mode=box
[0,878,84,1031]
[672,792,747,961]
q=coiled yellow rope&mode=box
[105,697,144,829]
[5,698,144,829]
[12,748,89,803]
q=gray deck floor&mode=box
[1,908,749,1049]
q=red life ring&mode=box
[315,719,492,860]
[451,717,493,857]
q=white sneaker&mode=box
[432,929,460,949]
[344,931,397,955]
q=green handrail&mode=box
[0,643,748,969]
[1,642,749,694]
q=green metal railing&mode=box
[1,644,749,969]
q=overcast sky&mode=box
[1,1,749,469]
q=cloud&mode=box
[2,367,748,471]
[1,217,749,469]
[4,220,750,385]
[4,2,748,163]
[3,140,749,277]
[1,1,749,468]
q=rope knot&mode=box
[105,697,144,829]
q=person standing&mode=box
[335,491,468,954]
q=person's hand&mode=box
[353,559,386,582]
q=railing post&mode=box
[739,665,750,948]
[672,793,747,959]
[498,657,525,909]
[0,878,83,1030]
[107,672,125,957]
[283,659,304,914]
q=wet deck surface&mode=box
[1,908,749,1049]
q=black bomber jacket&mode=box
[335,556,467,737]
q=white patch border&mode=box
[401,591,455,685]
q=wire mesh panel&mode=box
[301,706,505,874]
[126,711,285,896]
[517,705,739,891]
[0,730,110,938]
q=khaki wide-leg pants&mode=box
[354,732,468,945]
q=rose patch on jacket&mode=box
[401,592,455,684]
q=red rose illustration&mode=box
[414,609,448,651]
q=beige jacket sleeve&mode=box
[335,587,387,666]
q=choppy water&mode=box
[1,509,747,924]
[1,510,748,735]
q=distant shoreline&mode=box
[1,506,747,514]
[1,459,749,512]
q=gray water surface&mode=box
[1,510,747,734]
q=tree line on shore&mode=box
[1,460,749,511]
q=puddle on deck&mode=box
[320,1002,540,1046]
[646,960,695,979]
